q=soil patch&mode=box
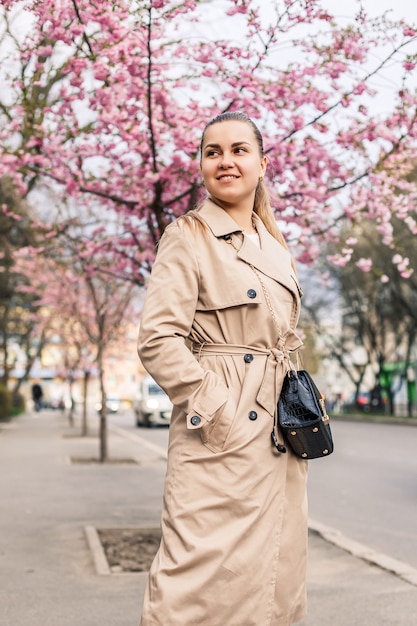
[97,528,161,572]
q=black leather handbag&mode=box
[277,369,334,459]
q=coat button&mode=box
[244,353,254,363]
[190,415,201,426]
[248,410,258,421]
[247,289,257,299]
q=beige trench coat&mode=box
[138,199,308,626]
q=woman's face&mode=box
[200,120,267,209]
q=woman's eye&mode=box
[206,150,219,157]
[235,147,246,154]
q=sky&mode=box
[329,0,417,22]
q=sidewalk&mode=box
[0,411,416,626]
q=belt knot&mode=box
[271,348,288,363]
[256,348,291,416]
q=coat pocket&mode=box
[198,355,242,453]
[199,390,237,453]
[196,267,262,312]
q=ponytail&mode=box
[254,179,289,251]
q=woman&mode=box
[138,111,308,626]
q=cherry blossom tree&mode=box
[341,216,417,416]
[300,201,417,417]
[14,240,139,460]
[0,176,45,397]
[1,0,417,429]
[0,0,416,280]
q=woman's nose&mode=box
[219,152,234,168]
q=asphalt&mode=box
[1,410,416,626]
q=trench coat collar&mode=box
[198,198,300,298]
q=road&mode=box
[307,419,417,570]
[111,412,417,570]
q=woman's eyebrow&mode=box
[204,141,251,149]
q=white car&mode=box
[95,395,121,414]
[134,376,172,427]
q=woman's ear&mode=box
[199,164,206,186]
[261,155,267,177]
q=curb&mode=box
[331,414,417,427]
[84,525,111,575]
[309,519,417,587]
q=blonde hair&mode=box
[253,178,289,251]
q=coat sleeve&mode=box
[137,222,228,430]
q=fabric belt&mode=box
[191,342,292,417]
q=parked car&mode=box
[95,395,121,414]
[134,376,172,427]
[343,392,371,413]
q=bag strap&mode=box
[224,234,281,336]
[223,234,299,367]
[223,233,289,453]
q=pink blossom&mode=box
[355,258,372,272]
[37,45,53,57]
[327,254,351,268]
[398,257,410,273]
[0,0,416,284]
[353,82,366,95]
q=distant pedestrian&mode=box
[137,112,308,625]
[31,383,43,412]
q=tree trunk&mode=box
[99,410,107,462]
[405,339,414,418]
[97,345,108,462]
[81,370,89,436]
[386,387,395,416]
[67,374,75,427]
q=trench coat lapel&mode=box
[198,199,300,298]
